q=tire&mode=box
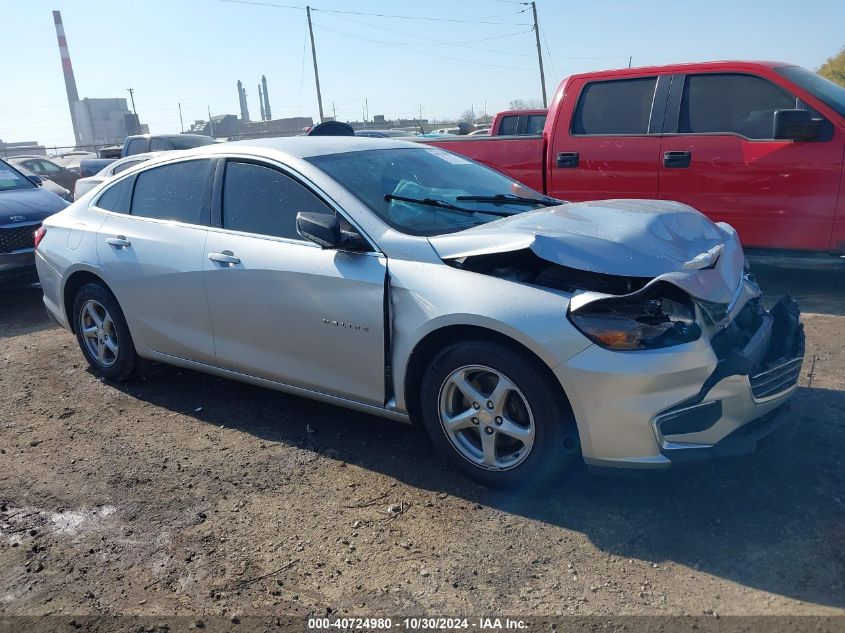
[72,282,139,381]
[419,339,581,488]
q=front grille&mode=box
[0,224,38,254]
[750,358,803,399]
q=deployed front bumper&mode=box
[556,295,805,469]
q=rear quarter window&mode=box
[95,176,135,213]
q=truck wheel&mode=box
[72,282,139,381]
[419,339,581,488]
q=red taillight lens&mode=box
[34,226,47,249]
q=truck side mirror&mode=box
[773,109,821,141]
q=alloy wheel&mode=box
[438,365,535,470]
[79,299,119,368]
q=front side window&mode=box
[96,176,135,213]
[308,147,555,237]
[572,77,657,135]
[679,73,797,139]
[498,116,518,135]
[131,159,212,224]
[222,161,332,240]
[38,160,62,174]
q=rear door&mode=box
[547,75,669,201]
[658,72,843,251]
[95,158,217,363]
[203,158,387,405]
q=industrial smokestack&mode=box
[258,84,266,121]
[52,10,81,145]
[262,75,271,121]
[236,80,250,122]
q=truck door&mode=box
[658,72,843,251]
[547,75,668,201]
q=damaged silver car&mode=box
[35,138,804,487]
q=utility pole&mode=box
[306,6,324,123]
[628,55,633,68]
[127,88,137,114]
[530,2,547,108]
[178,102,184,133]
[208,106,215,137]
[332,101,336,120]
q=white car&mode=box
[74,153,165,200]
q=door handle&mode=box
[105,235,131,248]
[556,152,579,168]
[664,150,692,168]
[208,250,241,265]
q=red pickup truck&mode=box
[489,109,547,136]
[424,61,845,255]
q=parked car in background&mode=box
[50,151,97,172]
[468,128,491,136]
[423,61,845,256]
[121,134,215,157]
[490,109,547,135]
[8,155,81,190]
[15,164,74,202]
[0,159,68,284]
[35,137,803,486]
[74,152,165,200]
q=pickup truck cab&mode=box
[490,108,547,136]
[121,134,215,158]
[424,61,845,255]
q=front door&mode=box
[547,75,668,201]
[658,72,843,251]
[203,159,387,406]
[94,158,217,363]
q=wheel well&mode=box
[403,324,573,426]
[63,270,107,333]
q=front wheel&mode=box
[72,282,139,381]
[419,340,581,488]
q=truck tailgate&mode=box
[416,136,545,194]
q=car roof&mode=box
[567,60,793,83]
[189,136,423,159]
[126,133,213,141]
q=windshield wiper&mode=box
[455,193,561,207]
[383,194,516,217]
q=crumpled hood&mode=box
[429,199,746,306]
[0,187,69,224]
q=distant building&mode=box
[0,139,46,157]
[71,98,145,146]
[241,117,314,137]
[190,114,242,138]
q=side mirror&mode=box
[773,109,821,141]
[26,174,43,186]
[297,212,342,248]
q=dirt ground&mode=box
[0,261,843,622]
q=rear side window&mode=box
[112,158,145,175]
[525,115,546,135]
[498,116,518,135]
[131,160,213,225]
[149,138,174,151]
[679,73,797,139]
[222,161,332,240]
[96,176,135,214]
[124,138,148,156]
[572,77,657,135]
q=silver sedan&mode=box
[34,138,804,487]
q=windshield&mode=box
[0,160,36,192]
[776,66,845,117]
[307,147,555,236]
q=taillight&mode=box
[34,226,47,249]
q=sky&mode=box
[2,0,844,148]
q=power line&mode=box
[312,22,532,71]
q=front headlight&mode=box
[569,288,701,351]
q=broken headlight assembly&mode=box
[568,288,701,351]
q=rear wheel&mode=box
[72,282,139,381]
[419,340,581,488]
